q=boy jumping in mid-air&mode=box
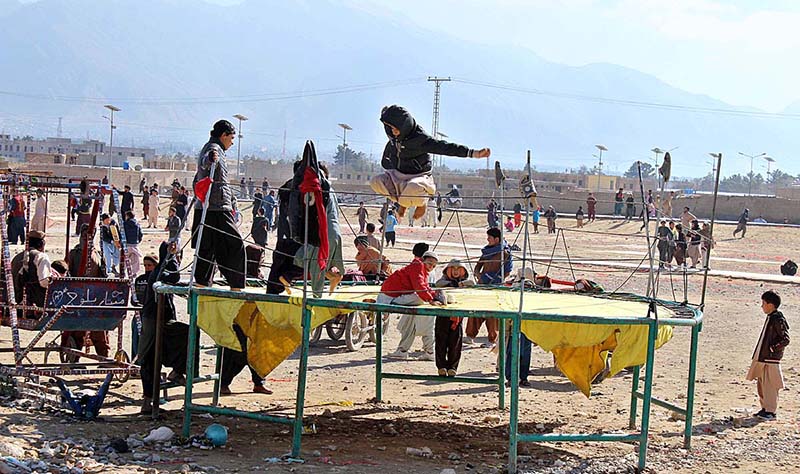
[370,105,490,220]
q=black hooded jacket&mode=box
[380,105,472,175]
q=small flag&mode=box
[194,177,212,204]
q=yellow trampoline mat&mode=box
[199,286,674,397]
[322,286,674,319]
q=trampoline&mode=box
[158,149,706,473]
[155,282,702,473]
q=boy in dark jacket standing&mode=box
[370,105,490,220]
[746,290,790,420]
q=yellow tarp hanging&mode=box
[197,294,354,378]
[195,288,673,395]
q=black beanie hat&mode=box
[210,120,235,138]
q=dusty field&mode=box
[1,192,799,473]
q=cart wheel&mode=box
[345,312,368,352]
[326,316,347,341]
[367,312,391,343]
[310,325,323,344]
[59,336,80,364]
[113,350,131,383]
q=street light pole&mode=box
[650,147,662,191]
[594,144,607,192]
[338,123,352,174]
[233,114,248,180]
[763,156,775,195]
[737,151,766,196]
[103,104,120,184]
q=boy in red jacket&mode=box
[379,251,443,360]
[746,290,790,420]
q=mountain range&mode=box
[1,0,798,177]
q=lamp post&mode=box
[650,147,662,191]
[103,104,120,184]
[763,156,776,195]
[737,151,766,196]
[233,114,248,180]
[594,144,607,192]
[338,123,352,173]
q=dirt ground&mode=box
[1,193,799,473]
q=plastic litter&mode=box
[144,426,175,444]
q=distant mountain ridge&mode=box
[1,0,798,176]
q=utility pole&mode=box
[282,129,286,160]
[233,114,248,180]
[595,144,607,192]
[428,76,451,185]
[103,104,120,184]
[338,123,352,173]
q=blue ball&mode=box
[204,423,228,447]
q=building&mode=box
[0,134,154,167]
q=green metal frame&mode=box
[156,283,702,473]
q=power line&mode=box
[0,78,425,105]
[451,77,800,121]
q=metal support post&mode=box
[629,365,640,429]
[212,347,223,407]
[291,191,312,458]
[375,311,383,402]
[152,294,165,418]
[637,320,658,472]
[684,325,700,448]
[182,293,199,437]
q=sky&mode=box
[355,0,800,113]
[18,0,800,112]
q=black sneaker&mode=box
[756,411,776,421]
[754,408,767,418]
[519,380,532,387]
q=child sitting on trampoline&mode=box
[381,251,444,361]
[370,104,491,220]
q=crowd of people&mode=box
[6,107,784,422]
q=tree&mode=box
[767,169,795,188]
[719,174,749,193]
[333,144,373,171]
[623,161,655,179]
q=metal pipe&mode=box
[375,311,383,402]
[152,293,165,418]
[519,433,640,443]
[632,391,687,414]
[684,324,701,449]
[182,292,199,437]
[636,162,657,304]
[636,319,659,471]
[628,365,640,429]
[187,403,294,425]
[381,373,500,384]
[700,154,722,309]
[509,150,533,474]
[154,283,698,325]
[291,190,312,458]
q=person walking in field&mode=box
[147,189,160,228]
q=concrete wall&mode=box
[520,190,798,224]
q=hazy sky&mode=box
[18,0,800,112]
[356,0,800,113]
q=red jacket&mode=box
[380,258,434,302]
